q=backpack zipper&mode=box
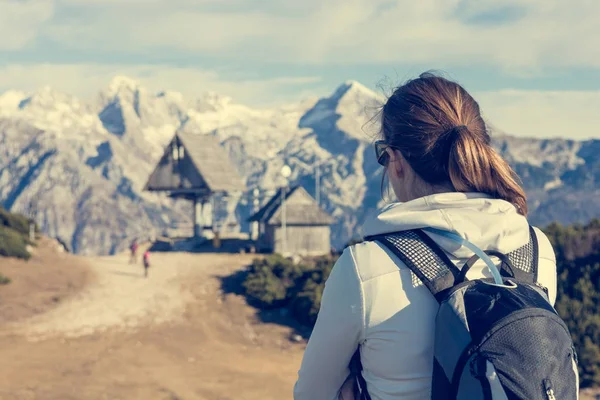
[544,379,556,400]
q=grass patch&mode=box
[0,207,33,260]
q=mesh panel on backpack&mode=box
[500,227,540,285]
[506,237,535,273]
[382,230,459,296]
[386,231,449,281]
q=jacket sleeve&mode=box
[293,248,365,400]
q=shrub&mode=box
[0,207,32,236]
[242,254,337,320]
[544,219,600,388]
[242,263,288,308]
[242,254,311,309]
[0,273,10,285]
[291,276,325,326]
[0,225,31,260]
[290,256,335,326]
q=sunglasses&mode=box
[374,140,401,166]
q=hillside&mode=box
[0,78,599,255]
[0,237,89,325]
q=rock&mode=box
[290,334,303,343]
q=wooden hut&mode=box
[248,185,334,256]
[144,131,245,237]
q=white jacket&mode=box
[293,192,557,400]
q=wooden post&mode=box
[281,186,287,255]
[203,197,212,233]
[251,188,260,241]
[315,165,320,207]
[193,196,203,238]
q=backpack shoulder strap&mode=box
[365,229,460,302]
[505,225,540,283]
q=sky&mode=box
[1,0,600,139]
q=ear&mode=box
[386,148,404,178]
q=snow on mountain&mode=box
[0,90,27,114]
[493,135,584,170]
[0,80,191,255]
[0,76,598,255]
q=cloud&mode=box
[475,89,600,140]
[35,0,600,71]
[0,63,322,106]
[0,0,54,50]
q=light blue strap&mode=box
[423,227,503,285]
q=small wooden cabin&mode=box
[248,186,334,257]
[144,131,245,238]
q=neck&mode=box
[407,180,456,202]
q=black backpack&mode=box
[347,227,579,400]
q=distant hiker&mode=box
[129,239,139,264]
[293,72,578,399]
[143,250,150,278]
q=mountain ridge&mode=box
[0,76,598,255]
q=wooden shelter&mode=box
[248,185,334,256]
[144,131,245,237]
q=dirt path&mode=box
[6,252,195,341]
[0,250,306,400]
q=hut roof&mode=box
[144,131,245,194]
[248,186,335,226]
[177,132,245,192]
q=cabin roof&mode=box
[144,131,245,194]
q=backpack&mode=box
[347,226,579,400]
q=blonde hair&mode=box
[381,72,528,215]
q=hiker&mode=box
[143,250,150,278]
[293,72,577,399]
[129,238,139,264]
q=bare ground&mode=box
[0,243,305,400]
[0,238,90,325]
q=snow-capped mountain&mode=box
[0,77,598,255]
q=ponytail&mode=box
[381,72,528,215]
[448,126,528,215]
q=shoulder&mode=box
[344,239,408,283]
[531,226,556,263]
[530,226,558,304]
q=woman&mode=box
[293,72,557,399]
